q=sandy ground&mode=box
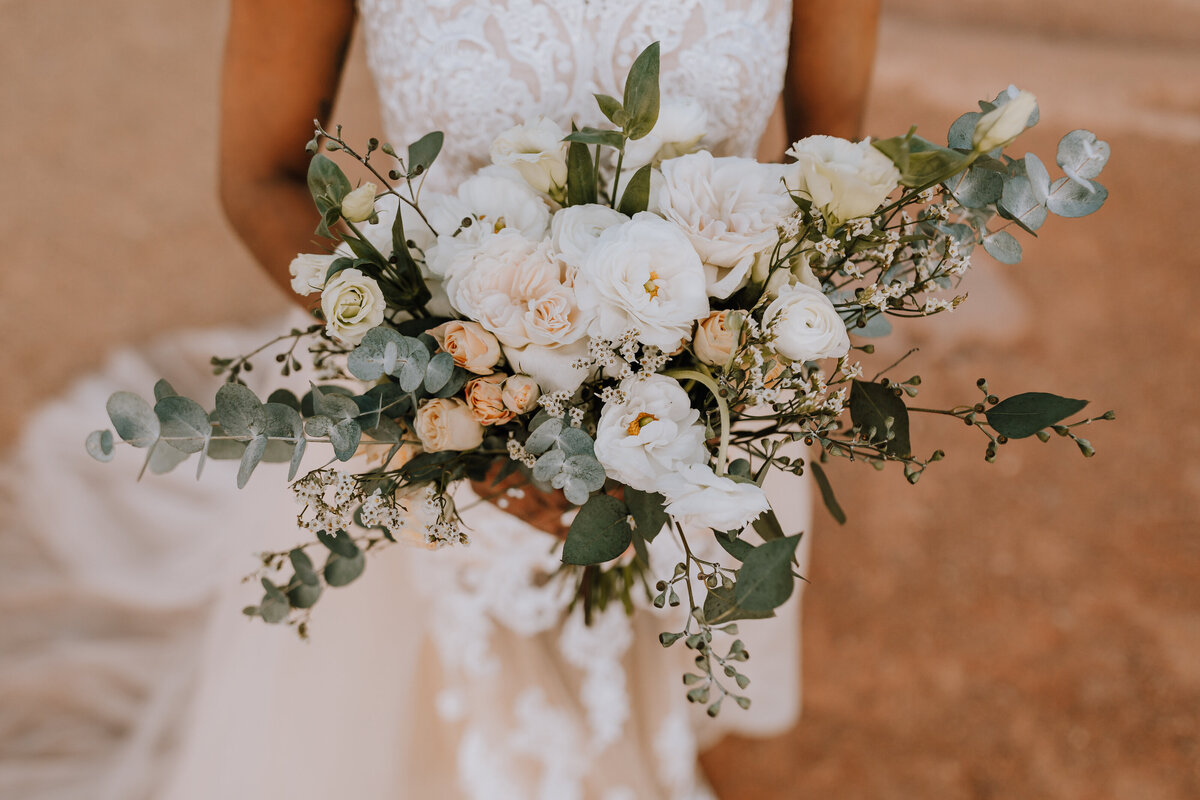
[2,2,1198,798]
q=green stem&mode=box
[665,369,732,473]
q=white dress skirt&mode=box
[0,2,812,798]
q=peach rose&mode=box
[464,374,515,426]
[501,374,540,414]
[414,398,485,452]
[693,310,742,367]
[429,320,502,375]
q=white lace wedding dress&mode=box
[0,2,811,798]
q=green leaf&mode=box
[1046,177,1108,218]
[625,488,668,543]
[562,494,633,565]
[85,429,115,462]
[310,384,359,422]
[947,111,981,151]
[984,392,1089,439]
[714,531,755,562]
[286,580,323,609]
[317,529,360,559]
[622,42,660,140]
[146,440,189,475]
[289,548,319,585]
[215,383,265,437]
[353,383,407,430]
[525,417,564,455]
[155,395,211,454]
[557,455,606,504]
[751,507,786,542]
[848,380,911,457]
[944,166,1003,209]
[423,351,455,394]
[1056,129,1109,181]
[564,127,626,151]
[153,379,177,401]
[702,583,775,625]
[107,391,160,448]
[998,175,1048,232]
[1024,153,1051,205]
[809,460,846,525]
[734,534,802,613]
[259,589,290,624]
[566,137,598,206]
[532,449,565,482]
[407,131,444,177]
[267,389,302,411]
[236,434,267,489]
[983,230,1023,264]
[593,93,626,126]
[329,419,363,462]
[617,164,652,216]
[324,550,366,587]
[307,154,352,206]
[262,402,305,474]
[873,134,969,187]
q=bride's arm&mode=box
[784,0,881,141]
[218,0,357,301]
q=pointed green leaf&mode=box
[407,131,444,177]
[848,380,911,457]
[984,392,1089,439]
[622,42,660,140]
[625,488,668,543]
[563,127,626,151]
[617,164,652,216]
[236,434,267,488]
[562,494,633,565]
[734,534,802,613]
[809,460,846,525]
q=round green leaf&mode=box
[324,550,366,587]
[562,494,633,566]
[86,429,115,462]
[106,391,160,448]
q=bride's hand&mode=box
[469,464,575,540]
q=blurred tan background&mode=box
[2,1,1198,798]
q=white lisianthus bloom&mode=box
[288,253,336,296]
[786,136,900,224]
[550,204,627,268]
[340,182,377,223]
[973,87,1038,152]
[593,374,710,490]
[659,463,770,532]
[320,268,386,346]
[490,116,569,196]
[658,152,795,299]
[444,230,593,350]
[762,283,850,362]
[504,339,592,395]
[414,398,485,452]
[577,213,709,352]
[622,97,709,171]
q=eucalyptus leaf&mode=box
[317,529,360,559]
[944,166,1003,208]
[155,395,211,454]
[307,154,352,206]
[266,389,302,411]
[848,380,911,457]
[1057,129,1109,181]
[702,583,775,625]
[809,460,846,525]
[525,417,564,455]
[215,383,265,437]
[205,420,247,460]
[289,548,318,585]
[1024,153,1051,205]
[259,591,290,624]
[734,534,802,613]
[354,382,407,429]
[1046,177,1108,218]
[347,326,409,381]
[107,392,160,448]
[998,175,1048,232]
[872,134,969,187]
[310,384,359,422]
[433,366,470,399]
[557,427,595,457]
[560,454,606,496]
[329,419,363,462]
[532,449,566,482]
[714,530,755,562]
[984,392,1088,439]
[147,440,189,475]
[751,507,786,542]
[85,429,115,462]
[261,402,303,465]
[983,230,1023,264]
[423,351,455,394]
[153,379,177,401]
[947,111,981,151]
[562,494,633,565]
[407,131,444,176]
[324,551,366,587]
[625,488,668,543]
[237,434,267,489]
[286,580,322,609]
[622,42,660,140]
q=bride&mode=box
[1,2,879,798]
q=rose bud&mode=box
[414,398,485,452]
[464,374,515,426]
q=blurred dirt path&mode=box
[2,2,1198,798]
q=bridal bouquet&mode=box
[88,43,1112,716]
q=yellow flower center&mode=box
[643,271,661,299]
[626,412,658,436]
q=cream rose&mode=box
[593,374,709,491]
[577,213,709,352]
[659,152,794,299]
[762,283,850,362]
[658,463,770,532]
[490,116,569,196]
[288,253,336,296]
[414,398,485,452]
[550,204,627,268]
[502,375,540,414]
[341,182,377,223]
[428,320,502,375]
[464,374,514,426]
[693,310,743,367]
[320,268,386,346]
[786,136,900,224]
[622,98,708,171]
[973,88,1038,152]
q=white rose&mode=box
[593,374,709,491]
[973,87,1038,152]
[320,268,386,346]
[288,253,336,296]
[503,339,592,395]
[444,231,592,350]
[786,136,900,224]
[623,98,708,171]
[762,283,850,362]
[414,398,485,452]
[577,213,710,352]
[490,116,569,195]
[502,374,540,414]
[659,152,794,299]
[659,463,770,532]
[341,182,377,223]
[550,204,627,268]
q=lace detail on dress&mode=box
[358,0,792,190]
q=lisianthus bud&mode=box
[429,320,502,374]
[693,310,742,367]
[288,253,336,296]
[972,89,1037,152]
[414,398,485,452]
[502,374,540,414]
[762,283,850,362]
[464,374,514,426]
[341,182,378,223]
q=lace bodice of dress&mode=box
[358,0,793,189]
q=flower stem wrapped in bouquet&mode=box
[88,43,1112,716]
